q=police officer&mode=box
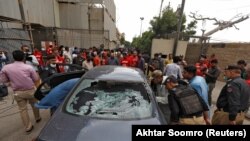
[164,75,210,125]
[212,65,250,125]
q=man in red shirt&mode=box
[131,50,138,67]
[93,52,101,66]
[195,54,208,77]
[33,48,44,67]
[52,47,65,72]
[120,52,131,67]
[46,45,53,55]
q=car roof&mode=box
[83,65,145,82]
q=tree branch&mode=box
[233,25,239,30]
[189,12,220,24]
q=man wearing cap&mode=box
[164,76,210,125]
[212,65,250,125]
[151,70,170,122]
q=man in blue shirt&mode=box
[35,78,79,114]
[182,65,210,125]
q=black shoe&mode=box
[36,118,42,123]
[26,125,34,133]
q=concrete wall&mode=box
[0,0,117,49]
[0,0,21,20]
[151,39,188,58]
[56,29,109,49]
[90,8,103,30]
[104,0,116,22]
[59,3,89,29]
[104,10,116,42]
[53,0,61,27]
[22,0,56,26]
[0,0,59,27]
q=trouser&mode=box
[212,110,245,125]
[208,83,215,106]
[158,103,171,123]
[14,88,40,130]
[179,115,205,125]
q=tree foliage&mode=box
[131,4,197,54]
[131,30,154,54]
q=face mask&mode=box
[50,64,56,68]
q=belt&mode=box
[217,108,246,113]
[14,87,35,92]
[180,113,203,118]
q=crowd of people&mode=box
[150,53,250,125]
[0,44,250,133]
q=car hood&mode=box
[38,113,162,141]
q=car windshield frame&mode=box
[63,78,154,120]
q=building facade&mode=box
[0,0,117,50]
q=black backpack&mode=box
[173,85,204,116]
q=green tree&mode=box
[183,20,197,40]
[131,30,155,54]
[124,41,131,48]
[132,4,197,54]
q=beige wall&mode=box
[59,3,89,29]
[22,0,56,26]
[104,0,116,22]
[90,8,103,30]
[151,39,188,58]
[0,0,59,27]
[104,10,116,41]
[53,0,60,27]
[0,0,21,20]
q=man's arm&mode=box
[227,82,241,125]
[0,68,9,83]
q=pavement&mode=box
[0,81,250,141]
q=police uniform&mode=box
[166,76,209,125]
[212,66,250,125]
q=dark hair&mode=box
[210,59,218,64]
[12,50,25,61]
[173,56,180,63]
[237,60,247,66]
[65,46,69,51]
[184,65,197,75]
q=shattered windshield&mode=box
[65,79,152,119]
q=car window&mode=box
[65,79,152,120]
